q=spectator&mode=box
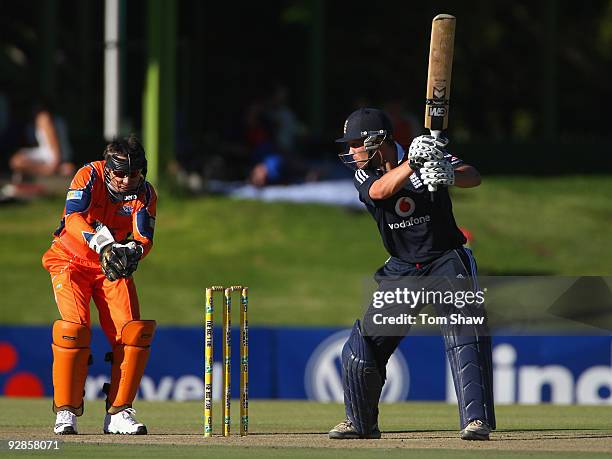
[244,98,286,187]
[9,103,75,183]
[247,86,316,187]
[268,85,305,155]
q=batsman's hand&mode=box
[407,135,448,170]
[420,159,455,187]
[100,241,143,281]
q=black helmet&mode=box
[103,135,147,201]
[335,108,393,144]
[336,108,394,170]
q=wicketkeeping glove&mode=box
[100,241,143,281]
[407,135,448,170]
[420,159,455,187]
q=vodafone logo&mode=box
[395,197,416,217]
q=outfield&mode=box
[0,399,610,458]
[1,177,612,458]
[1,176,611,326]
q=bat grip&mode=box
[427,129,442,194]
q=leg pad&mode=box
[105,320,156,414]
[51,320,90,415]
[445,333,496,430]
[342,320,383,436]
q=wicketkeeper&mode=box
[329,108,495,440]
[42,135,157,435]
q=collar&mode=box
[396,141,406,163]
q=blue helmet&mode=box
[336,108,393,170]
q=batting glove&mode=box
[408,135,448,169]
[420,159,455,187]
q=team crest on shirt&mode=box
[395,196,416,217]
[117,205,133,216]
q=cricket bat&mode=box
[424,14,456,192]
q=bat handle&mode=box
[428,129,442,197]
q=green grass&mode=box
[0,176,611,326]
[0,399,610,458]
[4,445,610,459]
[453,176,612,275]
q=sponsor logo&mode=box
[395,197,416,217]
[304,330,410,402]
[123,194,137,201]
[66,190,83,200]
[447,342,612,405]
[428,107,447,117]
[433,87,446,99]
[388,215,431,229]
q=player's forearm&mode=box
[65,213,95,240]
[453,165,481,188]
[369,162,415,200]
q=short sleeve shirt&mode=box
[353,151,466,263]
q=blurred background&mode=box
[2,0,612,179]
[0,0,611,405]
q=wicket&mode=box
[204,285,249,437]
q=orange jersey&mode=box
[51,160,157,265]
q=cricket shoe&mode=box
[460,419,491,440]
[328,419,381,439]
[103,408,147,435]
[54,410,77,435]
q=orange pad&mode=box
[106,320,156,413]
[51,320,91,415]
[52,319,91,347]
[121,320,156,346]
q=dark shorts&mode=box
[361,247,486,368]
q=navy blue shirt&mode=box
[354,151,466,263]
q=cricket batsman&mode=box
[42,135,156,435]
[329,108,495,440]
